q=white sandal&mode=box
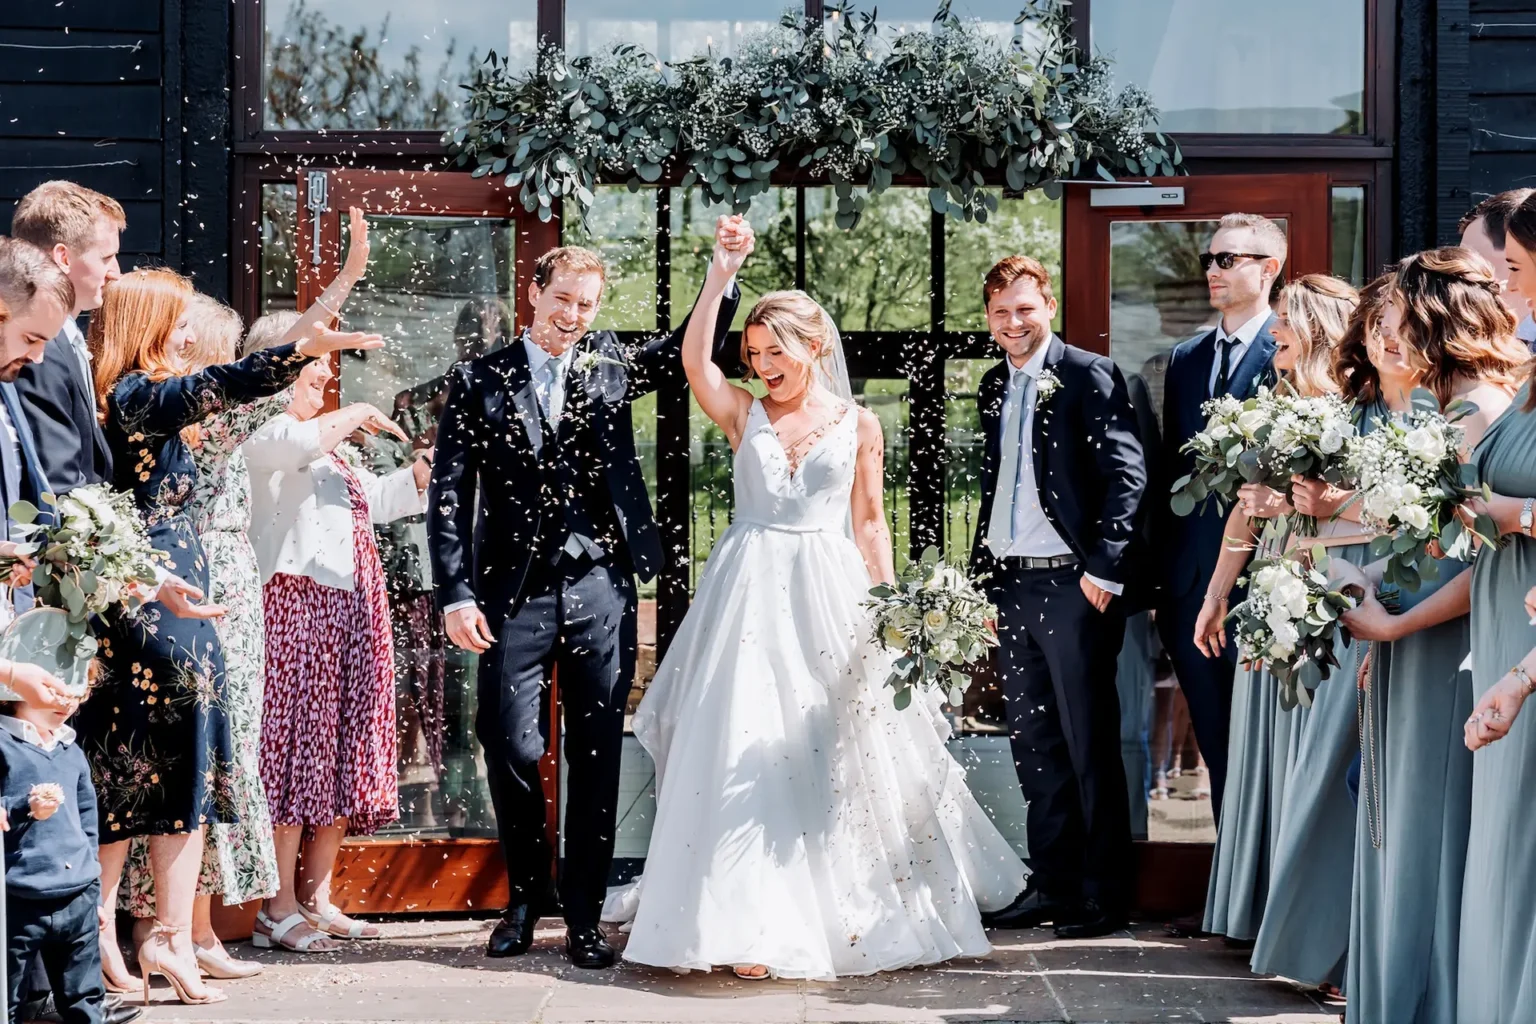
[250,910,337,953]
[300,903,381,940]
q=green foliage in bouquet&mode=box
[1169,391,1273,518]
[2,486,160,658]
[445,1,1182,229]
[1349,388,1497,592]
[867,546,997,710]
[1228,547,1363,711]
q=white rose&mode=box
[1402,425,1447,465]
[936,638,961,663]
[1209,423,1232,441]
[923,609,949,631]
[1238,409,1269,436]
[883,624,908,648]
[1364,491,1398,523]
[1395,504,1432,532]
[1400,482,1422,504]
[1319,423,1349,455]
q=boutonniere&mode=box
[572,349,627,376]
[1034,369,1061,407]
[334,441,366,470]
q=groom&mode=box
[427,223,747,968]
[971,256,1146,939]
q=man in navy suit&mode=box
[1155,213,1285,836]
[971,256,1146,939]
[9,180,121,494]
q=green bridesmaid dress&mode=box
[1346,560,1472,1023]
[1460,389,1536,1024]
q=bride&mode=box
[601,216,1027,980]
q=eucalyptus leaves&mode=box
[444,1,1181,228]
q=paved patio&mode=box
[135,918,1342,1024]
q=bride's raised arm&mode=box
[684,215,756,444]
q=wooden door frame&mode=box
[1063,173,1335,354]
[294,169,560,912]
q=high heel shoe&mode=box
[194,942,264,980]
[138,921,228,1006]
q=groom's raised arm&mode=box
[427,361,482,612]
[627,279,743,398]
[1084,356,1148,586]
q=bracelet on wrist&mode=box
[1513,663,1536,696]
[1203,593,1225,604]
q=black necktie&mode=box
[1214,338,1238,397]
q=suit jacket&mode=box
[428,287,741,617]
[1,381,52,611]
[14,330,112,495]
[969,335,1147,589]
[1156,319,1278,602]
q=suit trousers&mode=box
[992,564,1133,911]
[5,882,102,1024]
[475,553,636,929]
[1157,591,1238,824]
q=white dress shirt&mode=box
[987,347,1123,595]
[60,318,93,391]
[1207,309,1271,397]
[0,715,76,752]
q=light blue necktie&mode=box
[986,373,1031,557]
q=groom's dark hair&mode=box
[983,255,1054,309]
[532,246,607,291]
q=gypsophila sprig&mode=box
[1,486,161,658]
[866,546,997,710]
[1228,548,1362,711]
[445,1,1183,228]
[1169,388,1279,518]
[1345,388,1495,590]
[1260,388,1358,537]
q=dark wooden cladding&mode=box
[0,0,159,31]
[0,29,162,83]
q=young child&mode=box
[0,661,103,1024]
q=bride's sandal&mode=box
[733,964,771,981]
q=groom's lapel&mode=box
[504,338,544,458]
[1029,335,1066,491]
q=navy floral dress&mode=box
[76,343,310,842]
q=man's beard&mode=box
[0,359,30,383]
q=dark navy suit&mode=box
[0,380,53,611]
[1153,320,1276,825]
[971,335,1147,913]
[14,328,112,496]
[427,289,739,928]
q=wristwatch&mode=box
[1522,497,1535,537]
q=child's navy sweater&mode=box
[0,723,99,898]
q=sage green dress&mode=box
[1346,559,1472,1024]
[1459,392,1536,1024]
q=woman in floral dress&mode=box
[79,268,382,1004]
[243,313,431,953]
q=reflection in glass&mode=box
[338,213,515,837]
[1091,0,1365,134]
[806,188,931,331]
[563,187,658,332]
[1332,186,1368,285]
[262,0,534,130]
[670,187,796,331]
[944,190,1062,332]
[849,0,1048,50]
[259,184,298,314]
[566,0,782,60]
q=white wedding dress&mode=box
[601,398,1027,980]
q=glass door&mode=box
[1063,174,1332,850]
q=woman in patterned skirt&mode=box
[244,313,432,953]
[80,268,382,1004]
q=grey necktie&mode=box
[986,374,1030,557]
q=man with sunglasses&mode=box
[1156,213,1284,858]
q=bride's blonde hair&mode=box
[741,290,835,385]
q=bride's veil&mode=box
[812,300,854,403]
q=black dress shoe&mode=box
[1053,900,1128,940]
[104,996,146,1024]
[24,992,143,1024]
[982,887,1076,929]
[486,905,539,958]
[565,926,617,969]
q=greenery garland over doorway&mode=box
[445,1,1183,229]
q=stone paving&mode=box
[135,918,1343,1024]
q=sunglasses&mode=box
[1199,251,1272,272]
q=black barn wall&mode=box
[0,0,232,297]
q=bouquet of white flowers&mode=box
[1345,388,1494,590]
[0,485,161,664]
[1228,548,1363,710]
[1169,389,1280,518]
[866,546,998,710]
[1258,390,1358,537]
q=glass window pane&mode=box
[850,0,1048,49]
[943,357,992,568]
[1090,0,1365,134]
[806,188,932,332]
[944,190,1062,332]
[566,0,782,60]
[337,213,515,838]
[262,0,534,130]
[259,183,298,314]
[1332,186,1368,285]
[670,187,796,331]
[563,187,658,332]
